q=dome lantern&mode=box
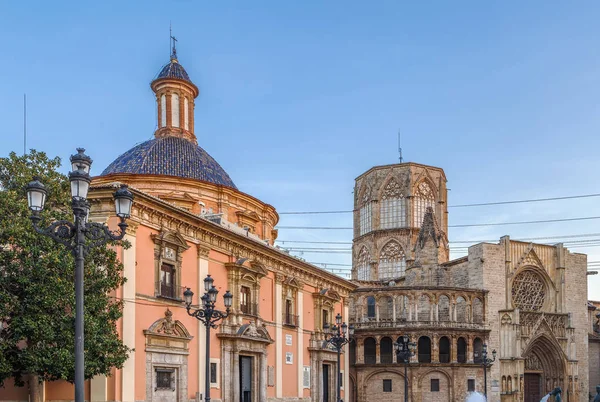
[151,33,200,144]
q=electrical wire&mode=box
[277,192,600,215]
[276,215,600,230]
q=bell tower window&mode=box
[160,95,167,128]
[356,247,371,281]
[413,181,435,228]
[380,179,406,229]
[378,240,406,280]
[171,93,180,128]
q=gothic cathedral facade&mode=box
[348,162,590,402]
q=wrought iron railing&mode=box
[240,302,259,316]
[351,320,487,330]
[155,281,184,301]
[283,313,299,327]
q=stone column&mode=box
[451,335,457,363]
[121,221,138,402]
[467,335,473,363]
[344,302,350,402]
[197,245,210,399]
[260,352,268,402]
[275,274,283,398]
[297,290,304,397]
[375,338,381,364]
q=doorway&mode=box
[524,373,541,402]
[240,356,253,402]
[323,364,330,402]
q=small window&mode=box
[431,379,440,392]
[156,369,173,389]
[240,286,251,314]
[322,309,329,329]
[210,362,217,385]
[159,263,175,298]
[383,379,392,392]
[468,379,475,392]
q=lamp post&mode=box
[183,276,233,402]
[394,335,416,402]
[323,313,354,402]
[25,148,133,402]
[474,343,496,399]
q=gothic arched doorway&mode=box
[523,335,566,402]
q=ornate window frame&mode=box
[356,246,371,281]
[510,266,555,312]
[380,178,407,229]
[226,258,268,317]
[151,230,190,301]
[378,240,407,280]
[281,276,302,327]
[313,288,341,332]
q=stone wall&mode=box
[590,339,600,397]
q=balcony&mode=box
[155,281,185,302]
[240,302,259,317]
[351,319,487,331]
[283,312,299,327]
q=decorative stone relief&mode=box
[512,270,546,311]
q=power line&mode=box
[276,232,600,245]
[277,192,600,214]
[277,215,600,230]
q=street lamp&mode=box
[474,343,496,399]
[394,335,416,402]
[184,275,233,402]
[25,148,133,402]
[323,313,354,402]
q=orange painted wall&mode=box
[282,327,297,396]
[44,380,89,401]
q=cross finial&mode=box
[170,23,178,61]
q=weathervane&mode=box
[170,23,178,61]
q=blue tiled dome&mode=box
[156,60,191,82]
[101,137,237,189]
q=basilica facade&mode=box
[0,46,356,402]
[347,163,590,402]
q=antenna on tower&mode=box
[398,130,403,163]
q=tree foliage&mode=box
[0,150,130,387]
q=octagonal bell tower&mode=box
[351,162,449,283]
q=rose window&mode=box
[511,270,546,311]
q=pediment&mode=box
[225,258,269,278]
[317,288,341,302]
[151,229,190,251]
[145,309,192,340]
[284,276,302,289]
[516,246,545,271]
[236,321,273,343]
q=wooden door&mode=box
[524,373,541,402]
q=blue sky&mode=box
[1,1,599,298]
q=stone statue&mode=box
[593,385,600,402]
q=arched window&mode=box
[378,241,407,280]
[184,97,189,130]
[511,269,547,311]
[418,294,431,322]
[413,181,435,228]
[349,341,356,365]
[456,296,467,322]
[380,179,406,229]
[472,298,483,323]
[359,189,372,236]
[364,337,377,364]
[438,295,450,321]
[380,337,393,364]
[357,247,371,281]
[473,337,483,363]
[160,94,167,127]
[418,336,431,363]
[379,296,393,320]
[457,337,467,363]
[367,296,376,319]
[171,93,180,128]
[439,336,450,363]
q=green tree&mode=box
[0,150,130,400]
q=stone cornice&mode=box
[90,185,356,295]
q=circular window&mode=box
[511,270,546,311]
